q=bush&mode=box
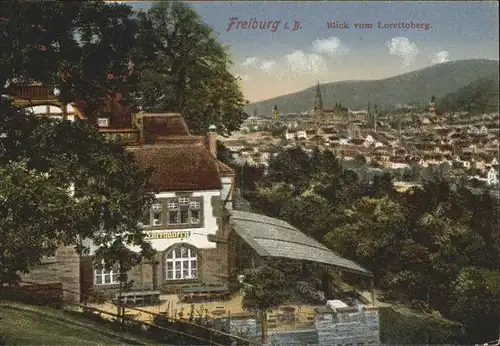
[150,304,232,345]
[0,284,63,309]
[379,307,467,344]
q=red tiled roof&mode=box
[155,135,205,146]
[342,150,358,157]
[129,141,222,192]
[142,113,190,143]
[217,161,235,176]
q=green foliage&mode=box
[241,265,291,313]
[133,1,248,136]
[245,145,500,344]
[265,146,313,193]
[1,0,250,286]
[1,1,138,122]
[236,164,266,194]
[0,159,78,284]
[264,259,327,304]
[151,304,231,345]
[379,307,466,344]
[216,141,234,166]
[0,100,155,285]
[2,0,248,132]
[450,268,500,342]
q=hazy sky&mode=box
[125,1,499,102]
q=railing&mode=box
[3,280,262,346]
[9,84,54,100]
[100,128,140,145]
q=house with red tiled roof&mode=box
[81,113,236,296]
[18,103,377,312]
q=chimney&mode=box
[207,124,217,157]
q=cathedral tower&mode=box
[313,81,324,129]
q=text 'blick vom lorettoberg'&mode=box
[326,20,432,30]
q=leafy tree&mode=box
[236,164,265,194]
[133,1,248,135]
[450,267,500,343]
[248,182,294,217]
[0,101,155,287]
[241,265,291,312]
[240,265,291,344]
[324,196,406,283]
[216,141,234,166]
[1,0,138,123]
[279,192,333,241]
[246,143,500,343]
[265,147,312,193]
[0,159,80,284]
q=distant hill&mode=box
[246,59,499,115]
[437,75,499,114]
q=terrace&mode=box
[89,210,376,334]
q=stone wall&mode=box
[200,244,229,286]
[315,306,380,345]
[227,306,380,346]
[267,329,318,346]
[128,260,154,290]
[21,245,80,302]
[229,314,259,341]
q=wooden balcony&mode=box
[10,84,56,102]
[99,128,140,146]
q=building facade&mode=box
[81,113,236,296]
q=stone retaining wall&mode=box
[21,245,80,302]
[315,306,379,345]
[228,306,380,346]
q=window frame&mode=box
[94,267,121,286]
[165,246,198,281]
[167,196,203,228]
[141,195,204,229]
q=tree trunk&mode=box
[260,309,268,345]
[118,280,123,325]
[152,261,158,290]
[140,261,144,290]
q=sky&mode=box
[123,1,499,103]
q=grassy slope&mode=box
[0,303,150,345]
[246,59,499,114]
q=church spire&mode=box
[313,81,324,130]
[314,81,323,111]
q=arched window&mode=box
[165,246,197,280]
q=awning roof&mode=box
[230,210,372,277]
